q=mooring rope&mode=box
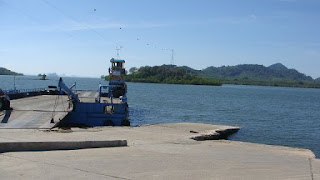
[50,95,59,123]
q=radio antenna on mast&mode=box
[116,46,123,58]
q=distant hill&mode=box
[121,63,320,88]
[200,63,318,88]
[201,63,313,82]
[47,73,59,77]
[0,67,23,75]
[268,63,288,71]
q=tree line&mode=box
[103,63,320,88]
[0,67,23,76]
[110,65,222,86]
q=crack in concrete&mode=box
[1,154,131,180]
[309,158,314,180]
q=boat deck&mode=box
[77,90,123,104]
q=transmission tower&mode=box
[170,49,175,65]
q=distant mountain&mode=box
[181,66,200,74]
[268,63,288,71]
[47,73,59,77]
[121,63,320,88]
[201,63,313,82]
[0,67,23,75]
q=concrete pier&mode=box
[0,90,126,129]
[0,95,70,129]
[0,123,318,179]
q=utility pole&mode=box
[13,75,16,91]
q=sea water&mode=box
[1,75,320,157]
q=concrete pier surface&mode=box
[0,95,70,129]
[0,123,319,179]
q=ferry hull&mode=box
[60,102,129,127]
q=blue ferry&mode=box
[58,58,129,127]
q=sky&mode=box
[1,0,320,78]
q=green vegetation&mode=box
[103,63,320,88]
[110,65,222,86]
[200,63,320,88]
[0,67,23,76]
[38,74,47,80]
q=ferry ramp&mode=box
[0,95,70,129]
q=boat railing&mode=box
[3,88,46,95]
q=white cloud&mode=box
[249,14,257,21]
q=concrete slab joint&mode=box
[0,140,127,152]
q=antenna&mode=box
[116,46,123,58]
[170,49,175,65]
